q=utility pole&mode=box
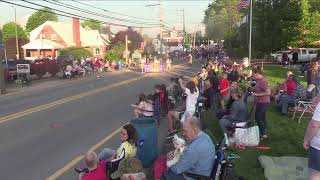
[125,34,128,64]
[0,44,6,94]
[193,32,196,49]
[248,0,253,66]
[13,6,19,60]
[182,9,185,53]
[159,0,163,57]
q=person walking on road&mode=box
[188,53,193,64]
[304,102,320,180]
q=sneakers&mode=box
[165,130,177,139]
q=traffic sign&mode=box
[0,44,4,49]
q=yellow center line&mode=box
[0,76,146,124]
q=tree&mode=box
[2,22,27,42]
[4,37,29,59]
[59,47,92,60]
[0,28,3,44]
[112,28,143,52]
[81,20,102,30]
[105,43,125,61]
[26,8,58,33]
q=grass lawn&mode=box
[203,64,310,180]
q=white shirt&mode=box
[185,87,199,113]
[311,103,320,150]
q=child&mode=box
[219,72,230,109]
[166,134,187,167]
[131,94,154,118]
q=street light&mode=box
[145,2,164,56]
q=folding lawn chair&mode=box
[106,149,125,180]
[292,95,320,123]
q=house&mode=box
[161,27,184,46]
[22,18,109,60]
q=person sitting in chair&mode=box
[78,151,108,180]
[219,88,248,133]
[98,124,138,161]
[131,94,154,118]
[111,157,147,180]
[166,79,199,138]
[161,117,215,180]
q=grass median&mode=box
[203,64,309,180]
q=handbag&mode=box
[234,125,260,146]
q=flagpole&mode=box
[249,0,253,67]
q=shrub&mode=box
[59,47,92,60]
[104,43,125,62]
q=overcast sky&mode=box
[0,0,211,37]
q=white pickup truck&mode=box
[271,48,319,63]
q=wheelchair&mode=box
[185,135,236,180]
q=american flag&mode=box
[237,0,250,10]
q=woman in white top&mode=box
[132,93,154,118]
[178,78,199,122]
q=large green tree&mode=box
[203,0,320,58]
[26,7,58,33]
[0,28,3,44]
[81,20,102,30]
[2,22,27,42]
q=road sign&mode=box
[17,64,30,74]
[0,44,4,49]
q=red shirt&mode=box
[286,80,296,96]
[219,79,230,96]
[82,160,108,180]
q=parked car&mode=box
[2,59,17,81]
[271,50,292,63]
[289,48,319,63]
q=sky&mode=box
[0,0,211,37]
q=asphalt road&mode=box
[0,62,199,180]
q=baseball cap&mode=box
[111,158,143,179]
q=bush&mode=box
[31,60,46,78]
[59,47,92,60]
[105,43,125,62]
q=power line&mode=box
[71,0,161,23]
[20,0,161,28]
[0,0,161,28]
[71,0,173,29]
[45,0,161,26]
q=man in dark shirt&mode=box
[219,88,248,133]
[202,78,214,109]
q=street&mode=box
[0,63,196,180]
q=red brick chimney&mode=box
[72,17,81,47]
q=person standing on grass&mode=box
[219,72,230,109]
[251,67,271,140]
[304,102,320,180]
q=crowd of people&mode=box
[72,50,320,180]
[61,57,125,80]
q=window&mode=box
[51,34,57,41]
[309,50,317,54]
[40,34,45,39]
[95,48,101,55]
[302,49,307,55]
